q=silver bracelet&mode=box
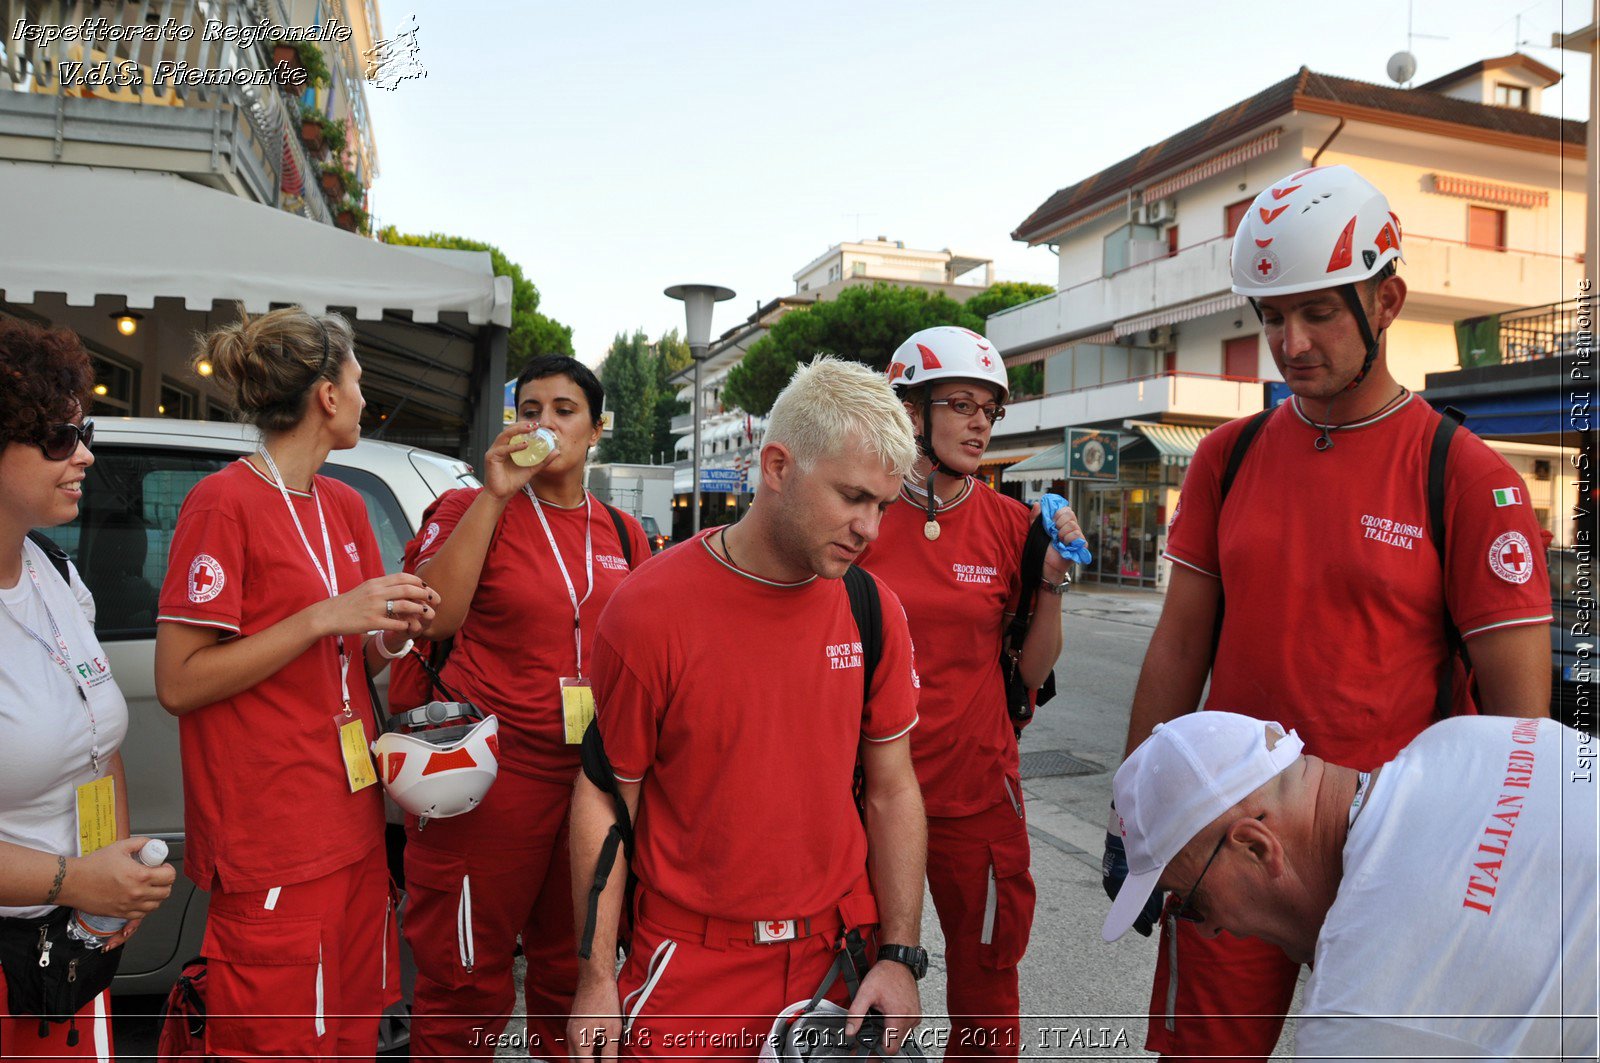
[370,631,415,659]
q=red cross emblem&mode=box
[979,353,994,370]
[1487,531,1533,585]
[192,566,214,594]
[1257,258,1273,275]
[1252,250,1278,279]
[187,554,225,603]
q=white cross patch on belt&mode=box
[755,919,797,943]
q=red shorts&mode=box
[925,792,1035,1061]
[402,768,577,1060]
[1144,913,1299,1062]
[610,883,878,1060]
[201,842,399,1062]
[0,973,111,1062]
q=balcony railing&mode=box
[1000,370,1265,435]
[0,0,333,222]
[1455,299,1584,368]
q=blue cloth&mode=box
[1039,493,1091,565]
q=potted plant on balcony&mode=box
[291,40,332,89]
[298,106,348,159]
[317,161,360,200]
[334,200,370,235]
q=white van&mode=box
[31,417,475,1038]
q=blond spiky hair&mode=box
[763,356,916,477]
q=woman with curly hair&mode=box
[154,307,438,1060]
[0,316,175,1058]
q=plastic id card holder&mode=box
[75,775,117,856]
[334,712,379,792]
[561,677,595,745]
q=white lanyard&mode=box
[255,449,353,714]
[524,487,593,678]
[2,555,102,774]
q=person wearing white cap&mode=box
[1110,164,1555,1059]
[1106,711,1597,1061]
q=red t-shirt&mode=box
[857,480,1028,817]
[592,531,920,920]
[1165,396,1553,770]
[415,489,651,782]
[156,460,386,892]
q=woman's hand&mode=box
[62,838,175,922]
[103,916,143,951]
[483,421,552,501]
[314,573,439,639]
[1032,501,1084,581]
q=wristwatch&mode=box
[876,944,929,980]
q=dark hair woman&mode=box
[153,307,438,1059]
[400,354,650,1059]
[0,317,174,1059]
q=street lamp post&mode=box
[664,283,735,535]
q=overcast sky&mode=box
[364,0,1595,365]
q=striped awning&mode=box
[1129,421,1212,464]
[1003,443,1067,481]
[977,445,1044,468]
[1047,197,1130,241]
[1428,173,1549,209]
[1141,129,1283,202]
[1114,293,1248,338]
[1004,330,1117,368]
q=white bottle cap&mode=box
[136,838,169,867]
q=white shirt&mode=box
[1296,716,1598,1061]
[0,538,129,918]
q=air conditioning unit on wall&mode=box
[1140,198,1176,225]
[1147,325,1175,348]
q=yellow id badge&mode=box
[561,677,595,745]
[75,775,117,857]
[335,713,379,793]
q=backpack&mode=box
[155,956,208,1061]
[576,564,884,962]
[24,530,70,583]
[385,491,637,714]
[1216,402,1467,718]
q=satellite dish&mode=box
[1387,51,1417,85]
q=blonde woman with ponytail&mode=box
[154,307,439,1059]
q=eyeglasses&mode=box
[37,421,94,461]
[930,398,1006,424]
[1173,814,1264,924]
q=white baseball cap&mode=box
[1102,712,1304,942]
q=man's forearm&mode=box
[1468,624,1551,718]
[569,775,637,980]
[1124,620,1212,756]
[865,775,926,944]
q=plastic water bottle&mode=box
[510,427,558,468]
[66,839,169,949]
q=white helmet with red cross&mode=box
[886,326,1009,403]
[372,702,500,824]
[1230,165,1405,298]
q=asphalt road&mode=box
[110,584,1303,1060]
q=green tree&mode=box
[377,227,573,377]
[597,331,658,464]
[723,284,981,415]
[965,281,1054,399]
[651,329,692,463]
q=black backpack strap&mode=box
[602,502,633,568]
[577,719,636,960]
[25,530,70,584]
[1211,406,1275,654]
[1004,520,1059,713]
[842,566,882,701]
[1429,407,1468,719]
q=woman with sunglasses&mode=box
[856,326,1076,1060]
[154,307,438,1060]
[400,355,650,1061]
[0,317,176,1059]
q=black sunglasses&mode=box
[37,421,94,461]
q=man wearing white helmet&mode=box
[1103,711,1596,1061]
[857,326,1078,1058]
[1109,165,1554,1059]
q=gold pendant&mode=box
[924,520,941,541]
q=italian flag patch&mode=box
[1492,487,1522,507]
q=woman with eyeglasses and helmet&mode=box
[400,355,651,1061]
[855,325,1078,1060]
[153,307,438,1061]
[0,317,176,1059]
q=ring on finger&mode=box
[385,599,394,620]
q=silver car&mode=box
[32,417,476,1038]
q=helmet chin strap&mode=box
[918,392,960,533]
[1251,286,1385,452]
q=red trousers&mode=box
[1144,913,1299,1061]
[0,975,111,1062]
[925,791,1035,1061]
[610,885,877,1061]
[403,768,577,1060]
[201,841,399,1062]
